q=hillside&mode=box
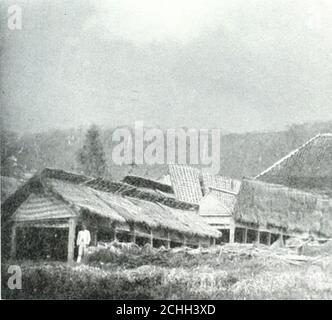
[1,121,332,181]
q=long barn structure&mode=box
[1,168,220,262]
[198,134,332,244]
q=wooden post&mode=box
[183,235,187,247]
[279,232,284,247]
[256,230,260,244]
[229,226,235,243]
[113,224,117,241]
[150,230,153,247]
[267,232,272,246]
[130,224,136,243]
[10,223,17,260]
[166,231,171,249]
[91,228,98,246]
[243,228,248,244]
[67,218,77,263]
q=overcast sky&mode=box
[1,0,332,133]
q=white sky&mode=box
[1,0,332,133]
[84,0,226,44]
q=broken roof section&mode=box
[201,172,241,196]
[123,175,174,194]
[255,134,332,196]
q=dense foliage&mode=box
[1,121,332,180]
[77,125,108,177]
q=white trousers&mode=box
[77,244,87,263]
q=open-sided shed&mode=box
[1,168,220,262]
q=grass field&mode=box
[2,244,332,299]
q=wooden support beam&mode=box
[208,186,238,196]
[229,226,235,243]
[267,232,272,246]
[10,223,17,260]
[166,231,171,249]
[113,225,118,241]
[256,230,260,244]
[150,230,153,247]
[67,218,77,263]
[130,224,136,243]
[91,228,98,246]
[243,228,248,244]
[279,232,284,247]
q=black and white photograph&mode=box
[1,0,332,302]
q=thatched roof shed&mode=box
[234,179,332,238]
[255,134,332,196]
[2,168,220,239]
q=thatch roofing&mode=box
[84,177,196,210]
[123,175,174,194]
[255,134,332,196]
[45,179,125,223]
[90,191,158,228]
[234,179,332,237]
[12,193,76,222]
[2,168,220,238]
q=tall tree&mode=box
[77,125,107,177]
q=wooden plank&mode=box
[243,228,248,244]
[67,218,77,263]
[16,219,70,228]
[208,186,238,196]
[18,223,69,229]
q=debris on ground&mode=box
[86,240,332,268]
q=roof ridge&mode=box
[244,178,330,198]
[254,133,328,179]
[41,167,91,183]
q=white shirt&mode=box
[76,230,91,246]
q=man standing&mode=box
[76,224,91,263]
